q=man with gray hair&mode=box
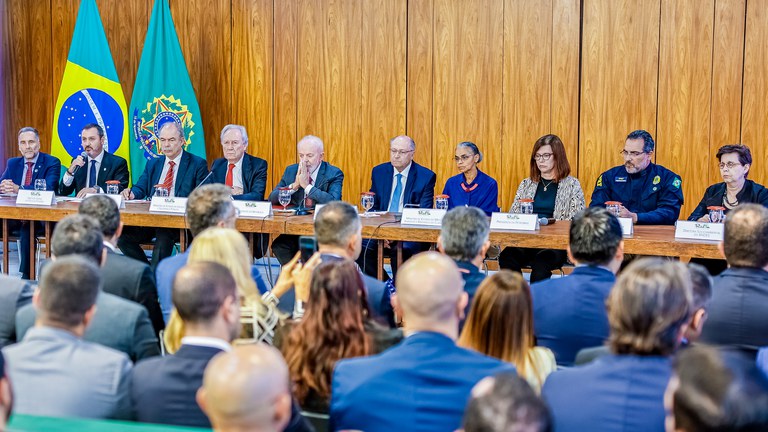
[210,124,268,201]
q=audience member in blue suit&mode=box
[531,207,623,366]
[543,258,693,432]
[330,252,515,432]
[442,141,499,216]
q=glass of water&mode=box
[360,192,375,217]
[605,201,622,217]
[707,206,726,223]
[435,194,449,210]
[154,185,169,198]
[106,180,120,195]
[278,187,292,211]
[519,198,534,214]
[34,179,46,191]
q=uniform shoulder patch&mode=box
[596,175,603,187]
[653,175,661,185]
[672,177,681,189]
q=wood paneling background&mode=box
[2,0,767,215]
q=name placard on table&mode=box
[84,193,125,209]
[16,190,55,206]
[149,197,188,214]
[232,201,272,218]
[674,220,724,242]
[400,208,446,227]
[618,217,634,237]
[490,213,539,231]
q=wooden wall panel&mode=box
[656,0,714,218]
[742,0,768,187]
[551,0,581,173]
[406,0,434,170]
[273,0,298,187]
[433,0,504,205]
[579,0,661,205]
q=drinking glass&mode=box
[154,185,169,198]
[605,201,622,217]
[707,206,725,223]
[519,198,534,214]
[34,179,46,191]
[106,181,120,195]
[435,194,449,210]
[278,187,292,211]
[360,192,375,217]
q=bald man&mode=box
[329,252,515,432]
[198,345,292,432]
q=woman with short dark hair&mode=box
[442,141,500,216]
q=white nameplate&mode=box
[618,217,634,236]
[674,220,724,242]
[16,190,55,206]
[85,193,125,209]
[490,212,539,231]
[149,196,188,214]
[313,204,326,220]
[400,208,446,227]
[233,200,272,218]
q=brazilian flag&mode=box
[128,0,205,183]
[52,0,130,176]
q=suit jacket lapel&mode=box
[242,155,252,192]
[213,159,227,184]
[313,161,328,189]
[403,163,417,205]
[174,152,191,191]
[150,157,166,192]
[381,164,394,210]
[97,152,110,185]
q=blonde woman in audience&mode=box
[458,270,556,392]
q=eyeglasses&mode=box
[534,153,553,161]
[390,149,414,156]
[621,150,647,158]
[454,154,473,162]
[719,162,742,170]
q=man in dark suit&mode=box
[268,135,344,264]
[119,121,209,267]
[531,207,623,366]
[542,259,692,432]
[0,127,61,279]
[59,123,129,197]
[131,262,312,432]
[330,253,515,432]
[210,124,268,201]
[78,195,164,336]
[700,204,768,352]
[358,135,436,279]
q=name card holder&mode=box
[617,217,634,237]
[490,212,539,231]
[149,196,188,214]
[233,201,272,218]
[313,204,326,220]
[674,220,724,242]
[85,193,125,209]
[16,190,55,206]
[400,208,446,227]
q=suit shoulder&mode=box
[100,292,145,315]
[104,151,128,164]
[326,162,344,175]
[107,252,149,272]
[81,339,132,364]
[211,157,226,168]
[245,153,268,165]
[188,152,208,166]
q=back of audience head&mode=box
[198,345,291,432]
[283,260,372,404]
[0,351,10,428]
[314,201,362,258]
[567,207,624,272]
[667,345,768,432]
[79,195,121,239]
[607,258,692,356]
[186,184,237,236]
[35,256,101,334]
[188,227,258,300]
[50,214,104,266]
[684,263,713,343]
[395,252,467,337]
[721,204,768,269]
[172,261,240,343]
[439,206,491,262]
[463,372,552,432]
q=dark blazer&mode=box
[210,153,268,201]
[16,291,160,362]
[130,151,209,199]
[330,332,515,432]
[0,275,33,347]
[369,162,437,211]
[58,151,130,196]
[102,249,165,336]
[0,152,60,191]
[456,260,486,324]
[542,354,671,432]
[269,161,344,206]
[531,266,614,366]
[687,179,768,220]
[700,267,768,351]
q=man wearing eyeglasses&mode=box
[357,135,436,280]
[589,129,683,225]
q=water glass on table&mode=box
[519,198,534,215]
[154,185,169,198]
[105,181,120,195]
[435,194,449,210]
[707,206,726,223]
[360,192,375,217]
[34,179,46,191]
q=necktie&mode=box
[225,163,235,187]
[162,161,176,191]
[23,162,33,187]
[389,173,403,212]
[88,160,97,188]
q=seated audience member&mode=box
[132,262,311,431]
[437,206,491,320]
[0,352,11,429]
[16,215,159,361]
[3,256,132,419]
[500,134,586,283]
[330,252,515,432]
[532,207,623,366]
[198,345,294,432]
[543,258,692,432]
[443,141,499,216]
[462,372,552,432]
[268,135,344,264]
[280,260,402,413]
[459,271,556,392]
[156,184,269,322]
[666,345,768,432]
[78,195,164,336]
[358,135,436,280]
[700,204,768,352]
[0,276,33,347]
[59,123,130,197]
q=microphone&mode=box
[190,170,215,194]
[538,217,556,226]
[70,152,88,174]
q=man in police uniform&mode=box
[589,130,683,225]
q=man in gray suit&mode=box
[0,275,33,347]
[15,215,159,361]
[0,351,11,429]
[2,255,132,419]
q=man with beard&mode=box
[59,123,129,197]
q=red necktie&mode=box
[225,163,235,187]
[23,162,33,186]
[162,161,176,190]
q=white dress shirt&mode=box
[159,152,184,196]
[227,155,244,189]
[62,149,105,188]
[180,336,232,352]
[388,162,411,212]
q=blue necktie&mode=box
[389,173,403,212]
[88,160,97,188]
